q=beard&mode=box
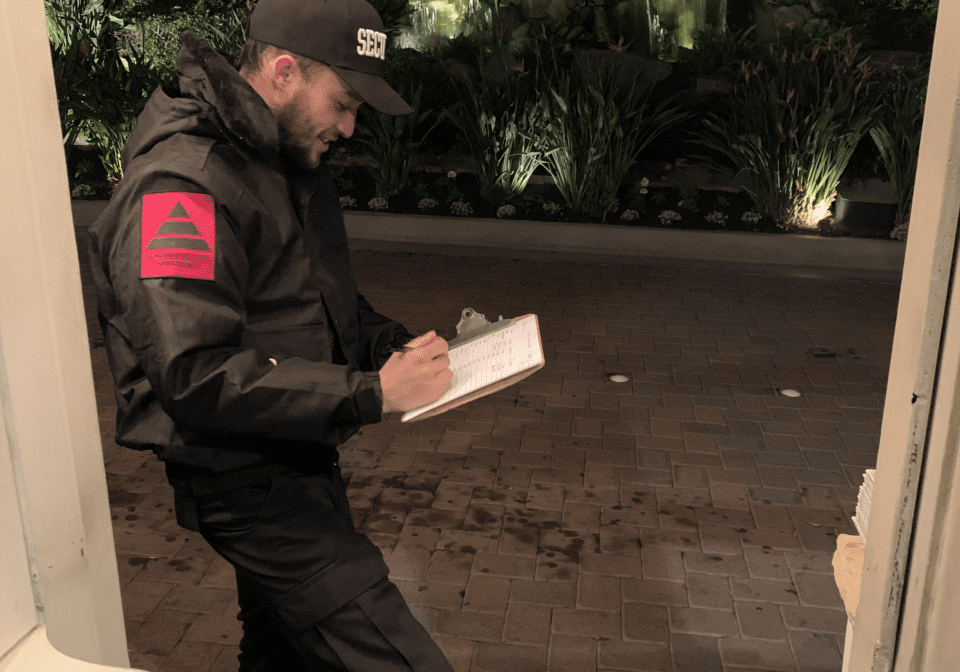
[274,101,321,170]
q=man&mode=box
[87,0,455,669]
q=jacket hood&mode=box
[122,31,281,169]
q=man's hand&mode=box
[379,331,453,414]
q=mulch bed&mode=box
[329,164,788,234]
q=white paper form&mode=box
[401,315,543,422]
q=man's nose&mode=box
[338,111,356,138]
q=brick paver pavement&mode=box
[77,222,897,671]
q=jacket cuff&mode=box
[357,371,385,425]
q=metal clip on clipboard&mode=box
[447,308,514,348]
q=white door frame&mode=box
[846,2,960,670]
[0,0,129,666]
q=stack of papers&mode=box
[852,469,876,540]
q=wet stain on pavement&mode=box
[470,507,500,526]
[473,487,506,502]
[168,559,192,572]
[380,476,406,489]
[108,489,145,508]
[502,526,537,545]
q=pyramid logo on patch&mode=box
[141,193,216,280]
[147,204,210,251]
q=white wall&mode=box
[0,0,130,666]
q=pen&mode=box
[390,333,445,354]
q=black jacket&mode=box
[87,32,411,476]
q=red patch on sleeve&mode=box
[141,192,216,280]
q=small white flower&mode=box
[368,195,389,212]
[620,209,640,222]
[705,210,729,225]
[339,195,357,209]
[640,177,650,187]
[497,204,516,218]
[658,210,682,226]
[542,201,561,215]
[451,201,474,216]
[741,210,762,224]
[418,197,438,211]
[447,171,458,179]
[639,188,649,195]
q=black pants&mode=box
[181,464,453,672]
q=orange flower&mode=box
[607,36,631,55]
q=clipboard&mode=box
[401,310,545,422]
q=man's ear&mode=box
[268,53,303,99]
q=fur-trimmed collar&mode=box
[175,31,280,156]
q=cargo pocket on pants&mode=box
[351,578,455,672]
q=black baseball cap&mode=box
[248,0,413,115]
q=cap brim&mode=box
[329,66,413,116]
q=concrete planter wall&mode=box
[345,211,905,281]
[71,201,905,282]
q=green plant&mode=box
[451,201,474,216]
[869,72,926,229]
[819,0,936,52]
[116,0,249,88]
[47,0,164,181]
[530,0,616,55]
[625,177,650,213]
[417,197,438,211]
[368,195,389,211]
[445,185,466,204]
[328,165,356,193]
[354,87,443,196]
[444,56,545,206]
[705,210,728,226]
[682,24,759,78]
[677,182,699,211]
[692,34,880,230]
[367,0,417,38]
[413,180,430,200]
[658,210,682,226]
[536,42,688,218]
[481,0,619,59]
